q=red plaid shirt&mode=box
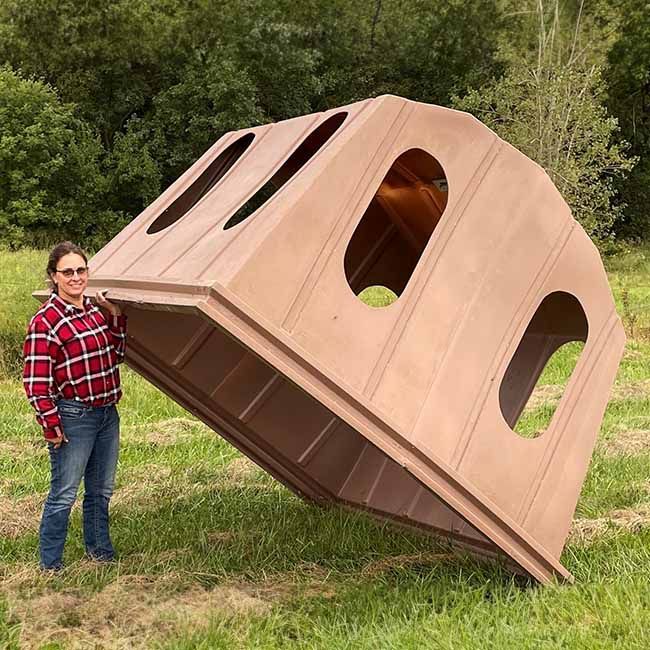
[23,292,128,439]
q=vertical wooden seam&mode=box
[196,102,373,282]
[407,168,526,438]
[159,123,276,276]
[507,334,558,427]
[192,116,321,279]
[336,442,370,497]
[171,322,214,370]
[405,486,425,518]
[159,124,275,280]
[374,195,423,253]
[364,457,389,505]
[347,224,398,289]
[208,350,250,400]
[91,130,238,274]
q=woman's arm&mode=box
[105,313,128,364]
[96,290,128,364]
[22,317,63,440]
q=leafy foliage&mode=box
[0,67,122,249]
[117,53,265,189]
[455,2,634,244]
[0,0,177,148]
[605,0,650,239]
[0,0,646,249]
[363,0,505,104]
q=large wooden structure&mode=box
[55,96,624,583]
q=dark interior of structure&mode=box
[147,132,255,234]
[344,148,448,299]
[223,111,348,229]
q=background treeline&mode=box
[0,0,647,250]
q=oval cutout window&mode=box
[344,148,448,303]
[223,111,347,230]
[147,132,255,235]
[499,292,588,439]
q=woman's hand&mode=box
[49,433,69,449]
[95,290,122,317]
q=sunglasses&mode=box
[56,266,89,279]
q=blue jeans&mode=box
[39,399,120,569]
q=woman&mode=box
[23,241,127,571]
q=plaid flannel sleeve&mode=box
[23,317,62,440]
[106,314,128,363]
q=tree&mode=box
[604,1,650,239]
[0,0,179,148]
[369,0,505,104]
[455,1,634,245]
[271,0,506,108]
[114,52,264,194]
[5,0,630,249]
[0,67,120,249]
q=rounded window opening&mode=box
[499,292,588,439]
[147,132,255,235]
[223,111,348,230]
[344,148,448,304]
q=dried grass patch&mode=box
[117,458,262,503]
[123,417,209,446]
[0,438,40,458]
[600,429,650,456]
[525,384,564,410]
[113,456,261,510]
[222,457,260,485]
[0,561,43,589]
[112,464,174,507]
[207,530,238,544]
[233,563,337,602]
[0,493,44,539]
[611,379,650,401]
[525,380,650,413]
[0,463,179,542]
[361,551,454,576]
[1,564,344,650]
[622,346,644,361]
[4,573,271,650]
[569,505,650,545]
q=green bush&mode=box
[116,52,265,191]
[605,1,650,239]
[0,66,121,249]
[454,2,635,247]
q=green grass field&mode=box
[1,247,649,649]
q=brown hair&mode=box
[46,241,88,293]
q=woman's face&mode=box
[52,252,88,302]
